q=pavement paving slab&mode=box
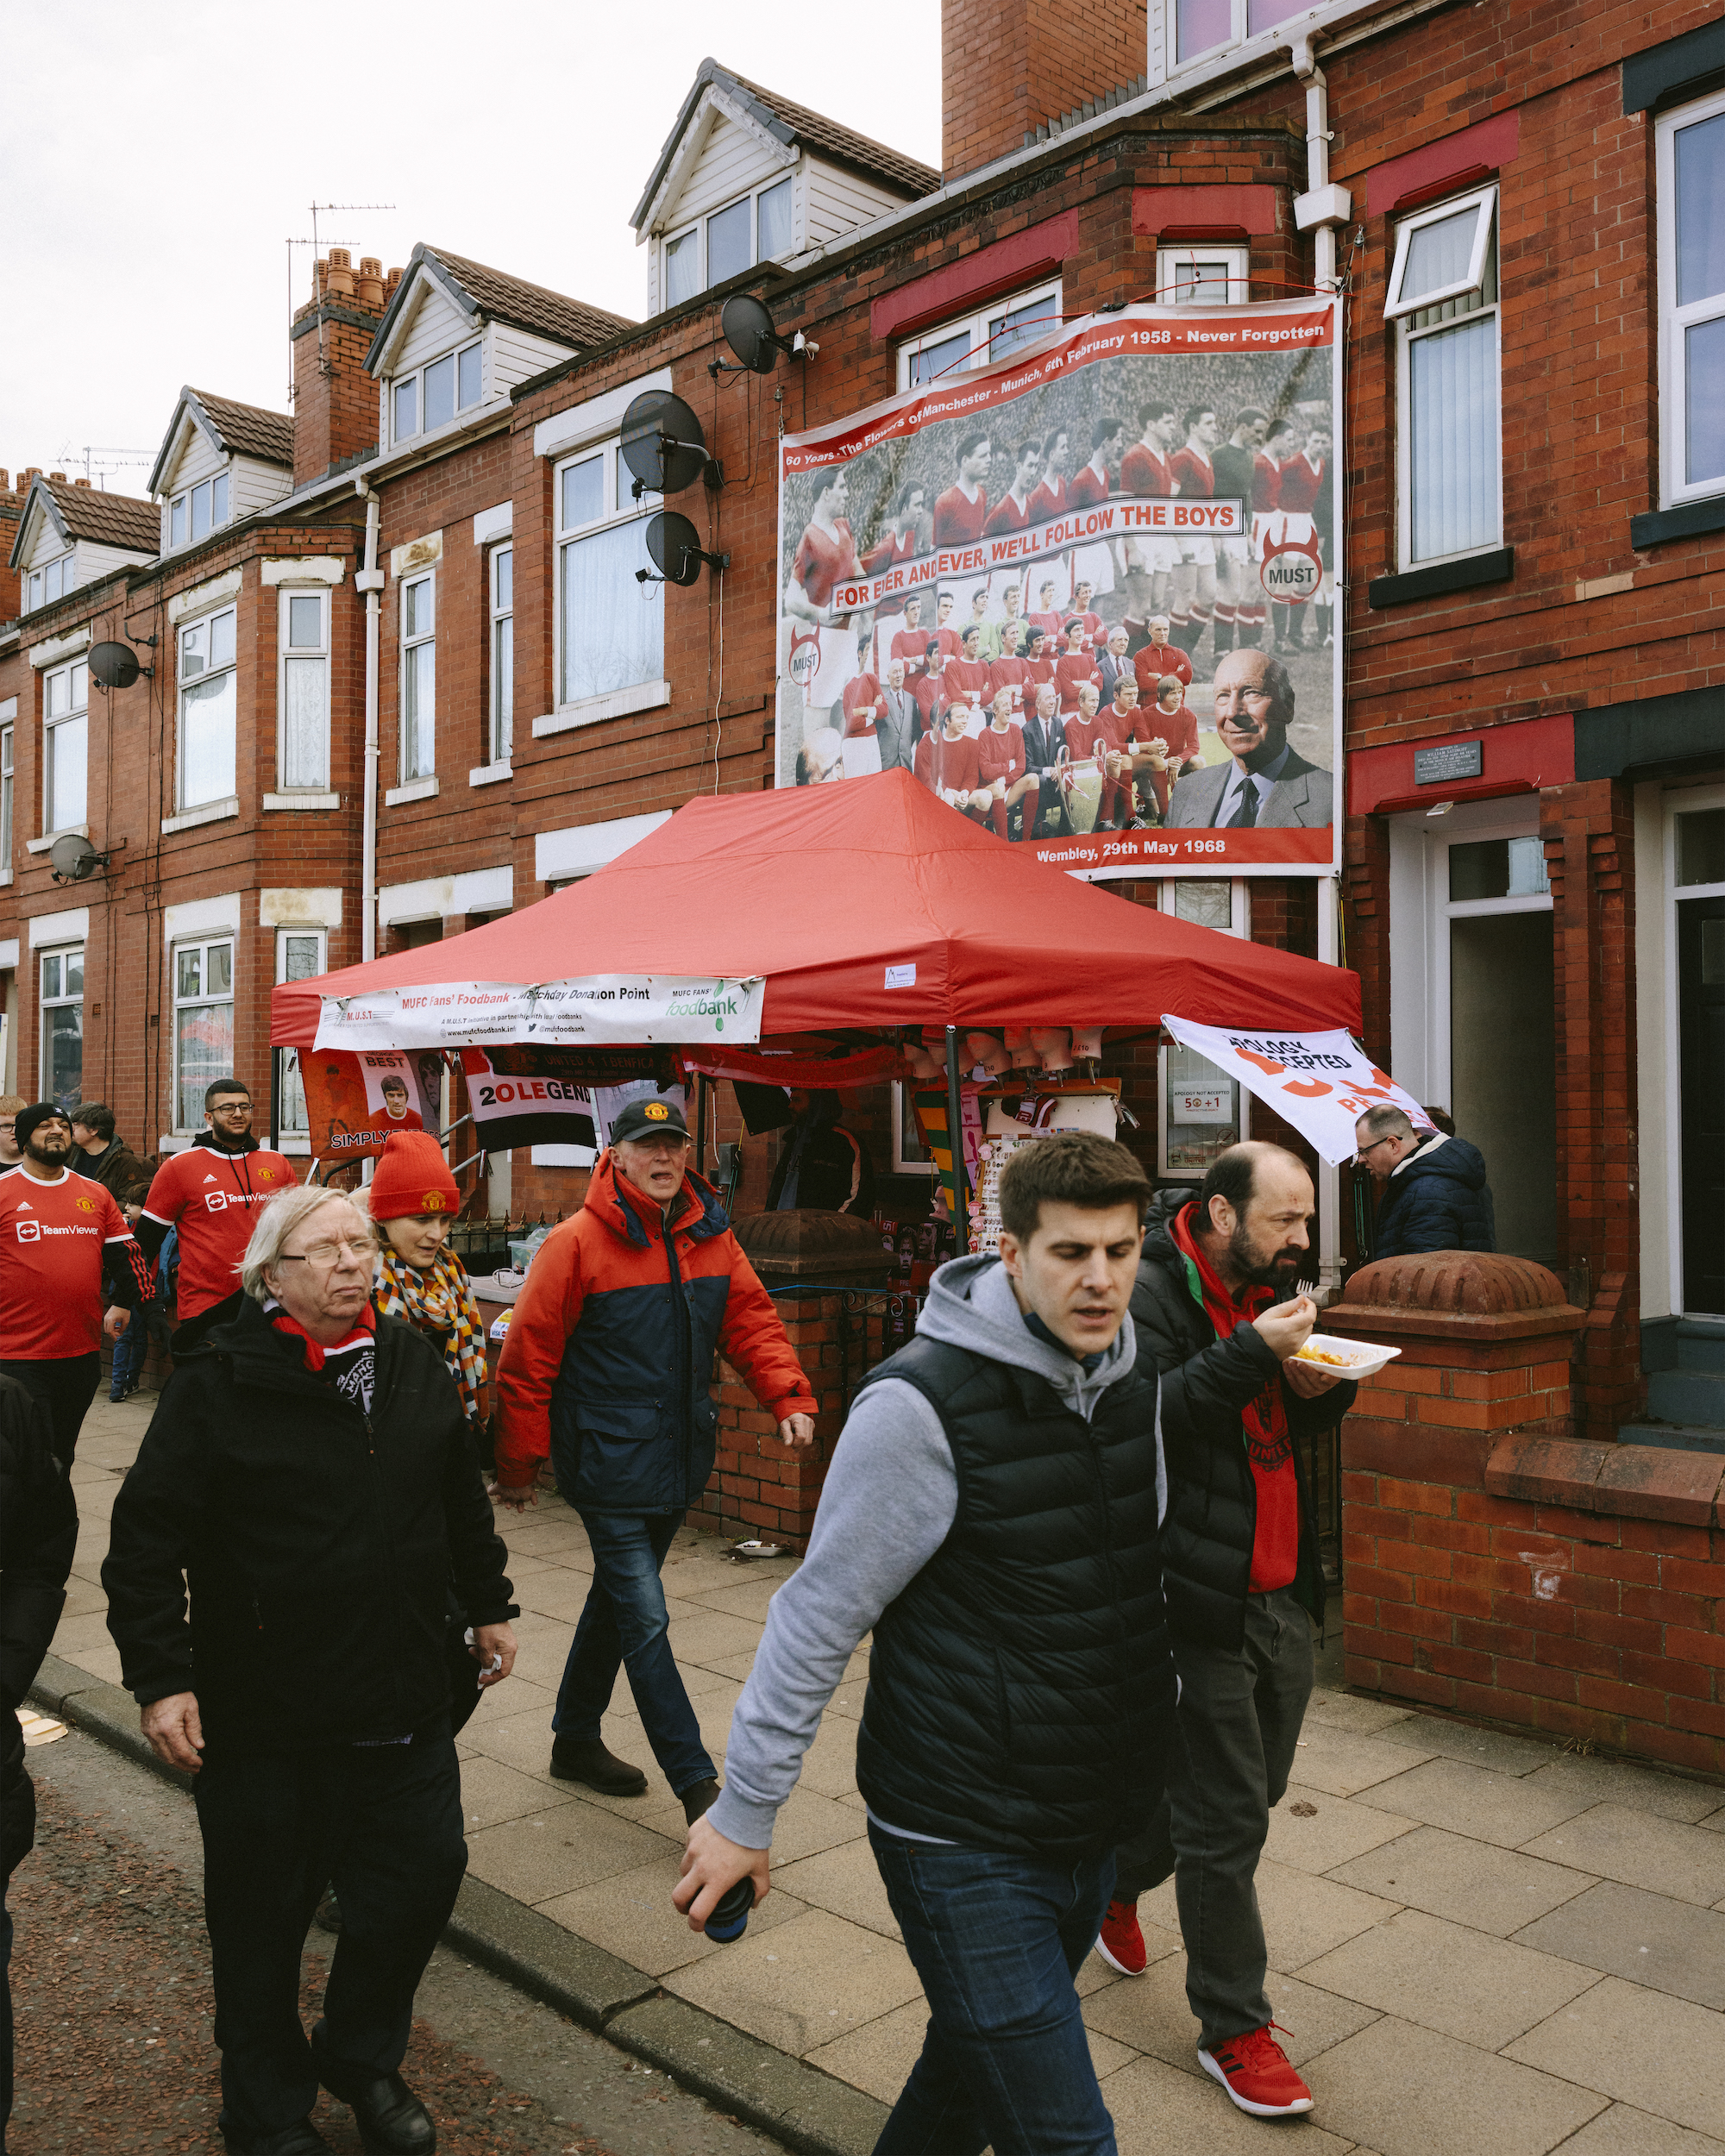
[1263,1783,1415,1875]
[1100,2052,1358,2153]
[1287,1724,1440,1796]
[1511,1880,1725,2009]
[1306,2015,1609,2156]
[1331,1824,1595,1935]
[1506,1976,1725,2139]
[1521,1755,1725,1826]
[1546,2103,1725,2154]
[1298,1907,1599,2048]
[663,1908,926,2056]
[537,1855,812,1978]
[1519,1804,1725,1908]
[1376,1716,1561,1777]
[1358,1755,1596,1849]
[1082,1953,1380,2072]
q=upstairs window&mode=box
[279,587,330,791]
[555,442,661,710]
[172,937,234,1131]
[178,605,238,808]
[897,281,1063,391]
[1,717,13,872]
[1157,246,1250,304]
[662,174,796,308]
[1389,186,1501,569]
[1166,0,1372,73]
[490,544,514,764]
[169,471,229,549]
[400,573,436,778]
[392,340,483,442]
[43,658,88,832]
[25,553,76,612]
[1656,87,1725,507]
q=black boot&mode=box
[219,2120,333,2155]
[310,2023,435,2155]
[549,1736,647,1795]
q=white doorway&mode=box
[1388,797,1556,1264]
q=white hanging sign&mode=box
[1160,1016,1433,1165]
[315,975,765,1051]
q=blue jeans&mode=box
[554,1510,714,1797]
[110,1307,147,1396]
[868,1824,1118,2156]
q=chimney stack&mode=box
[943,0,1148,182]
[292,248,398,490]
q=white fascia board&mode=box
[29,907,91,948]
[162,892,242,943]
[535,810,670,884]
[533,368,673,463]
[377,865,512,925]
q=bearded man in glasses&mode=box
[104,1183,517,2156]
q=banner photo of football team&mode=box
[774,298,1341,879]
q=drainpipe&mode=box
[353,475,384,962]
[1289,37,1352,291]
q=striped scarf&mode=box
[373,1243,488,1424]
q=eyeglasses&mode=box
[277,1237,377,1269]
[211,1101,252,1116]
[1354,1138,1396,1162]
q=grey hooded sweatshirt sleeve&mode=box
[706,1254,1146,1850]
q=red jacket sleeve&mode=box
[492,1219,587,1488]
[716,1241,813,1423]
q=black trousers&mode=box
[0,1354,101,1469]
[192,1732,466,2139]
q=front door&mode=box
[1675,808,1725,1313]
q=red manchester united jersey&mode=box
[1067,463,1111,511]
[1170,447,1214,498]
[914,731,982,797]
[1135,642,1193,696]
[1276,453,1325,512]
[790,519,859,609]
[0,1170,141,1359]
[1121,443,1173,497]
[932,486,988,546]
[1251,451,1282,512]
[1055,653,1103,712]
[982,492,1032,536]
[142,1143,300,1319]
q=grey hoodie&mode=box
[706,1254,1155,1851]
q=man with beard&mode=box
[1096,1144,1354,2126]
[1165,649,1333,830]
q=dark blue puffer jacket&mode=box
[1371,1136,1496,1261]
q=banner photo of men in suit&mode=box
[775,298,1341,880]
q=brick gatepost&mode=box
[1330,1252,1725,1776]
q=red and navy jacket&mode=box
[494,1153,810,1510]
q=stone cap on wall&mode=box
[731,1206,895,1282]
[1328,1251,1586,1344]
[1487,1432,1725,1528]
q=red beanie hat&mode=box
[368,1129,460,1222]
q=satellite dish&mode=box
[620,390,711,496]
[49,834,103,882]
[721,294,785,373]
[89,640,143,689]
[644,511,727,587]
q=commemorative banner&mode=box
[1160,1018,1432,1163]
[312,973,767,1052]
[775,298,1342,879]
[297,1048,444,1163]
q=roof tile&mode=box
[186,389,294,467]
[425,249,637,350]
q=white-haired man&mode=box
[104,1184,518,2156]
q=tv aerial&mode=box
[637,511,730,588]
[711,293,817,378]
[50,833,116,885]
[619,390,722,498]
[88,640,153,690]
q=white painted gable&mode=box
[650,90,797,241]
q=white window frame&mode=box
[1385,186,1496,321]
[171,935,235,1135]
[276,586,330,793]
[168,469,230,550]
[1156,881,1250,1179]
[273,927,328,1151]
[42,656,89,836]
[176,603,239,812]
[1656,85,1725,509]
[0,716,12,874]
[1659,784,1725,1314]
[26,551,76,613]
[552,441,663,721]
[1156,245,1251,304]
[891,1081,934,1176]
[399,572,436,780]
[1161,0,1375,79]
[662,173,797,308]
[390,338,484,445]
[896,280,1064,391]
[489,544,514,765]
[39,943,85,1110]
[1392,185,1502,572]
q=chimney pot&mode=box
[73,476,90,487]
[355,256,384,307]
[386,266,404,298]
[49,471,66,482]
[329,248,351,268]
[326,252,355,299]
[24,467,41,482]
[0,472,9,492]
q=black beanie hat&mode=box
[15,1101,72,1150]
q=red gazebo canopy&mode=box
[272,771,1359,1052]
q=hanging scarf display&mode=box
[373,1243,489,1424]
[1167,1200,1299,1593]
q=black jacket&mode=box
[854,1333,1173,1861]
[1370,1135,1496,1262]
[1,1375,78,1878]
[1132,1193,1355,1648]
[103,1294,514,1751]
[76,1135,152,1210]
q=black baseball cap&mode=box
[611,1097,689,1144]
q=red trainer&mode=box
[1094,1897,1148,1976]
[1199,2023,1314,2116]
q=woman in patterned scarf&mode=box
[366,1128,487,1426]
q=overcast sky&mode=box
[3,0,941,493]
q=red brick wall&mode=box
[941,0,1149,179]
